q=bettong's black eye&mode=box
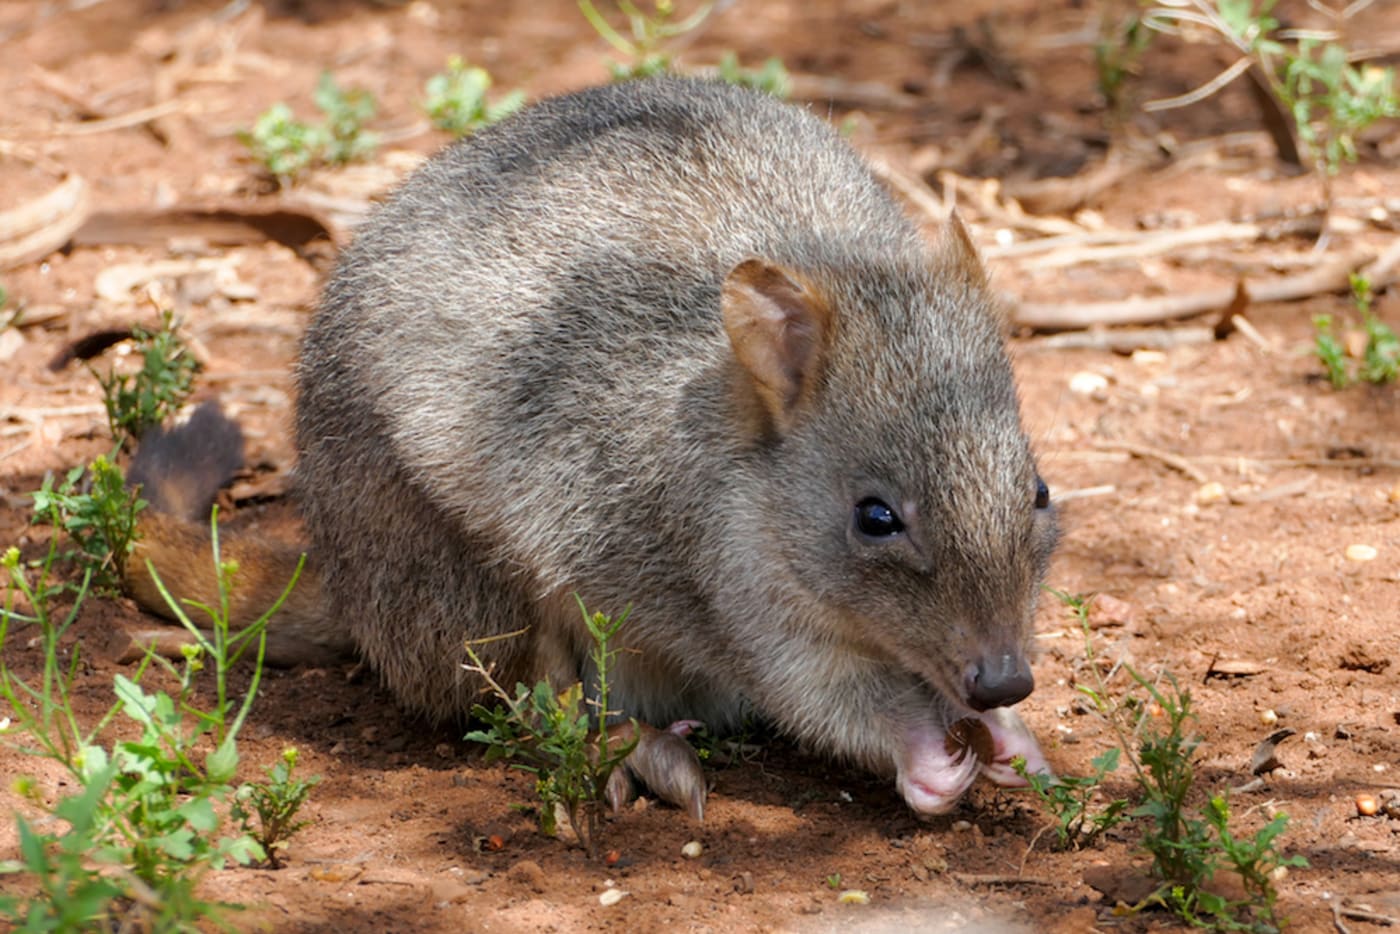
[854,498,905,538]
[1034,476,1051,510]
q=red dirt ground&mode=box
[1,1,1398,931]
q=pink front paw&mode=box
[897,722,982,815]
[976,707,1052,787]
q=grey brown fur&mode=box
[274,77,1054,812]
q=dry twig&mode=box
[1091,440,1211,483]
[1011,246,1378,330]
[0,174,90,271]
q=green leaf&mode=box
[178,796,219,834]
[207,736,239,785]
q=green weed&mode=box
[31,456,145,594]
[241,72,379,184]
[241,103,322,180]
[423,56,526,137]
[1016,746,1129,849]
[92,310,198,448]
[1094,0,1155,117]
[313,72,378,166]
[716,50,790,98]
[1312,275,1399,387]
[1142,1,1398,220]
[0,513,313,930]
[578,0,713,80]
[1018,590,1307,931]
[1278,37,1399,178]
[232,747,321,869]
[463,598,639,859]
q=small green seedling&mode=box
[92,309,198,447]
[1313,275,1399,388]
[1094,0,1155,118]
[313,71,378,166]
[716,51,790,98]
[232,747,321,869]
[463,599,639,859]
[1020,589,1307,931]
[0,515,311,928]
[31,456,145,594]
[241,72,379,184]
[423,56,526,137]
[578,0,714,80]
[242,102,324,180]
[1015,747,1129,850]
[825,872,843,889]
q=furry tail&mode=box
[124,401,353,666]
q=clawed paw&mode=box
[604,721,707,821]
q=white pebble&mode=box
[599,888,628,906]
[951,820,973,832]
[1069,371,1109,398]
[1345,544,1378,562]
[680,841,703,859]
[1259,709,1277,726]
[1195,482,1226,505]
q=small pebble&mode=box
[837,890,870,905]
[681,841,703,859]
[599,888,628,906]
[1345,544,1378,562]
[1069,371,1109,398]
[1131,349,1167,367]
[951,820,973,833]
[1344,329,1369,359]
[1259,709,1278,726]
[1356,793,1380,817]
[1195,482,1227,505]
[1088,593,1135,628]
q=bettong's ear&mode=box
[721,259,833,434]
[937,210,988,289]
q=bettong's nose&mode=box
[967,653,1034,711]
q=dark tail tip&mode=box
[127,401,245,521]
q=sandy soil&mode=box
[1,1,1398,931]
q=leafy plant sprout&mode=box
[0,513,315,929]
[1141,0,1398,240]
[1015,590,1307,931]
[462,599,641,859]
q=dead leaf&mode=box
[1082,862,1157,906]
[1205,657,1265,680]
